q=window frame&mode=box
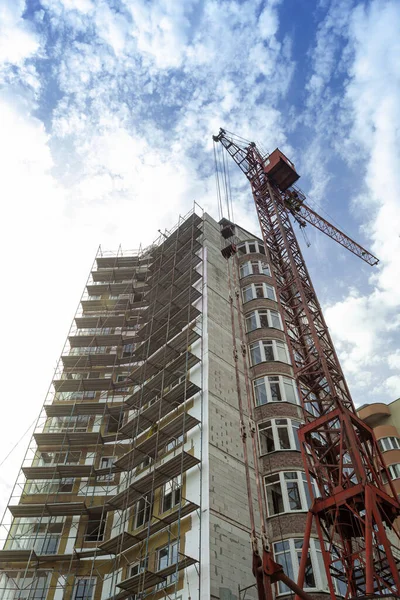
[161,476,182,513]
[133,495,153,529]
[242,282,276,303]
[258,419,302,455]
[253,375,300,406]
[239,260,271,278]
[388,463,400,480]
[273,538,329,595]
[237,240,266,256]
[73,577,96,600]
[249,339,290,366]
[378,437,400,452]
[245,309,283,332]
[265,471,315,517]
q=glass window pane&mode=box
[240,262,251,278]
[242,286,254,302]
[237,244,246,255]
[286,480,302,510]
[277,426,291,450]
[246,313,257,332]
[269,310,281,329]
[259,422,274,454]
[276,341,288,363]
[292,422,301,450]
[248,243,257,253]
[266,481,284,515]
[262,342,274,361]
[258,244,266,255]
[269,379,282,402]
[283,378,297,404]
[261,262,271,276]
[254,379,267,406]
[250,343,262,365]
[259,312,269,328]
[265,285,275,300]
[255,285,264,299]
[251,261,260,274]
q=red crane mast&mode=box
[213,128,400,599]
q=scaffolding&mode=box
[0,206,205,600]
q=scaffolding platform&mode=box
[129,328,200,384]
[115,412,200,469]
[116,553,197,596]
[107,452,200,510]
[33,431,103,447]
[100,500,198,555]
[8,502,88,518]
[22,464,95,479]
[45,402,126,417]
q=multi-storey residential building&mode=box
[358,399,400,498]
[0,209,335,600]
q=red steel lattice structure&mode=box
[214,129,400,599]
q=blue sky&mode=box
[0,0,399,508]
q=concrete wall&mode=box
[203,214,259,600]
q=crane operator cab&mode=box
[264,148,300,191]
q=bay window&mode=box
[273,539,328,595]
[258,419,301,454]
[378,437,400,452]
[249,340,290,366]
[237,240,266,255]
[245,309,282,332]
[242,283,276,303]
[265,471,316,516]
[253,375,299,406]
[240,260,271,278]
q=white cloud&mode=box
[319,0,400,403]
[0,1,40,67]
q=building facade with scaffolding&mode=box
[0,207,355,600]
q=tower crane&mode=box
[213,128,400,600]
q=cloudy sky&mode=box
[0,0,399,513]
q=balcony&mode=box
[358,403,391,427]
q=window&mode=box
[265,471,316,516]
[161,476,182,513]
[242,283,276,303]
[0,571,50,600]
[73,578,96,600]
[10,518,63,555]
[245,309,282,332]
[258,419,301,455]
[134,495,152,529]
[240,260,271,278]
[85,514,106,541]
[157,541,178,586]
[25,478,74,495]
[237,240,266,255]
[378,437,400,452]
[38,451,80,466]
[388,463,400,480]
[273,539,328,595]
[97,457,115,482]
[249,340,290,366]
[165,434,184,453]
[253,376,299,406]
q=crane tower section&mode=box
[214,129,400,598]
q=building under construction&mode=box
[0,131,399,600]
